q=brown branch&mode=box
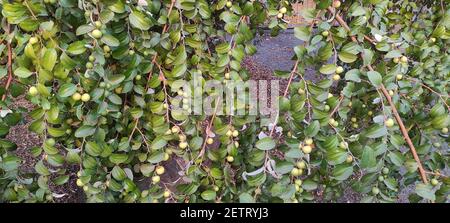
[2,24,13,101]
[329,8,428,184]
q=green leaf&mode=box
[239,193,254,203]
[365,124,387,138]
[67,41,87,55]
[344,69,361,82]
[305,120,320,137]
[85,141,102,157]
[294,26,311,41]
[57,83,77,98]
[255,137,276,150]
[201,190,216,201]
[35,161,50,176]
[415,183,435,201]
[319,64,336,74]
[360,146,376,168]
[101,35,120,47]
[109,153,129,164]
[14,67,33,78]
[151,137,167,150]
[332,164,353,181]
[76,24,95,36]
[367,71,382,87]
[75,125,96,138]
[42,48,57,71]
[129,10,152,30]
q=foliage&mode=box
[0,0,449,203]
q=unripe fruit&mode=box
[328,93,333,98]
[226,155,234,162]
[389,90,394,96]
[393,57,399,63]
[324,105,330,111]
[302,145,312,154]
[76,179,84,187]
[346,155,353,163]
[213,185,219,192]
[339,141,348,149]
[295,179,303,186]
[351,117,357,123]
[371,187,380,195]
[163,153,170,161]
[72,92,82,101]
[400,56,408,63]
[296,161,306,169]
[382,167,389,174]
[171,126,180,134]
[179,134,186,142]
[352,123,359,128]
[206,138,214,145]
[385,118,395,127]
[234,141,239,148]
[179,141,188,149]
[103,45,111,52]
[128,50,135,56]
[163,190,171,198]
[46,138,56,146]
[279,7,287,14]
[332,74,341,81]
[441,127,448,134]
[368,111,373,116]
[86,62,93,69]
[396,74,403,80]
[336,66,344,74]
[155,166,165,175]
[163,103,168,109]
[291,168,302,176]
[141,190,149,197]
[29,37,38,45]
[135,75,142,80]
[430,37,436,43]
[305,138,313,145]
[89,55,95,62]
[322,31,329,37]
[226,130,233,137]
[94,21,102,28]
[431,178,439,186]
[333,0,341,8]
[91,29,103,39]
[81,93,91,102]
[226,1,232,8]
[232,130,239,137]
[277,13,283,19]
[29,86,38,96]
[298,88,305,94]
[152,175,160,184]
[225,72,230,79]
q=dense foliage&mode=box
[0,0,449,203]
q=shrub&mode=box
[0,0,448,203]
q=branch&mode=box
[2,24,13,101]
[329,7,428,184]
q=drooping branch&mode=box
[2,23,13,102]
[327,7,428,184]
